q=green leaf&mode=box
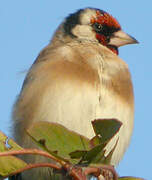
[69,150,87,159]
[77,142,107,165]
[27,122,90,164]
[0,156,27,177]
[26,120,122,166]
[0,131,27,177]
[77,119,122,165]
[90,136,101,147]
[118,177,144,180]
[92,119,122,143]
[82,144,106,164]
[0,131,22,152]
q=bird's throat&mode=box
[96,34,119,55]
[107,45,119,55]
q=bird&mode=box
[12,7,138,180]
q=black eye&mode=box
[92,23,103,32]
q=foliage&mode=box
[0,119,144,180]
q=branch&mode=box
[0,149,118,180]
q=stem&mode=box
[84,167,101,177]
[3,163,61,178]
[0,149,66,166]
[63,164,87,180]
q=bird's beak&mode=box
[109,30,139,47]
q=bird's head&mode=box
[57,8,138,55]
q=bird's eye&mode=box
[92,23,103,32]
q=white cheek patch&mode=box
[72,25,96,40]
[80,8,97,25]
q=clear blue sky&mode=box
[0,1,151,179]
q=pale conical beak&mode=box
[109,30,139,47]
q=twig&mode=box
[3,163,61,178]
[63,164,87,180]
[0,149,66,166]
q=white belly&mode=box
[95,89,134,165]
[36,83,134,165]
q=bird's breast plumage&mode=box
[14,42,134,165]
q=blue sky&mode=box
[0,1,151,179]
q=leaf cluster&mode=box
[0,119,144,180]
